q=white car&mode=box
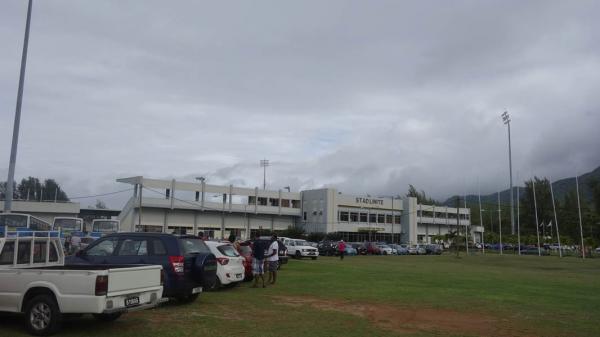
[408,245,426,255]
[377,244,394,255]
[205,241,245,288]
[0,229,164,335]
[280,237,319,259]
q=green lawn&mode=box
[1,254,599,337]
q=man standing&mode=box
[266,234,279,285]
[338,240,346,260]
[251,236,267,288]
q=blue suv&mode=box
[66,233,217,302]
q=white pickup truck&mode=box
[0,229,165,336]
[280,237,319,260]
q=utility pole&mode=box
[502,111,515,235]
[5,0,33,212]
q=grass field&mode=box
[1,254,599,337]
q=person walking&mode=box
[266,234,279,285]
[338,240,346,260]
[251,236,267,288]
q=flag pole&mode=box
[464,191,468,255]
[532,177,541,256]
[549,179,562,258]
[575,175,585,259]
[497,191,503,255]
[478,179,484,254]
[517,183,521,255]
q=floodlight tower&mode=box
[502,110,515,235]
[260,159,270,190]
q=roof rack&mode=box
[1,226,61,239]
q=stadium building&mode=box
[116,177,484,244]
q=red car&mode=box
[362,242,381,255]
[235,242,253,281]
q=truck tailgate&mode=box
[107,265,162,295]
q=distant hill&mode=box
[443,165,600,207]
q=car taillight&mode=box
[169,255,184,275]
[95,275,108,296]
[216,257,229,265]
[160,269,165,285]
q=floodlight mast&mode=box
[502,110,515,236]
[260,159,270,190]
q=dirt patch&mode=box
[273,296,535,337]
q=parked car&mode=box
[344,245,358,256]
[362,242,381,255]
[317,240,338,256]
[205,241,245,288]
[595,247,600,253]
[350,242,367,255]
[425,244,443,255]
[281,237,319,259]
[521,246,550,255]
[235,242,253,281]
[67,233,217,302]
[389,244,408,255]
[377,244,393,255]
[408,245,426,255]
[0,229,165,336]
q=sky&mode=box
[1,0,599,208]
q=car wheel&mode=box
[92,312,122,322]
[177,293,199,303]
[295,251,302,259]
[24,294,62,336]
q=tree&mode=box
[278,226,306,239]
[1,177,69,201]
[519,177,553,238]
[406,185,440,205]
[95,200,107,209]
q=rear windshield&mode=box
[217,244,240,257]
[179,238,211,255]
[238,246,252,255]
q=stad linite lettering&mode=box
[355,197,384,205]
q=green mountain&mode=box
[443,165,600,208]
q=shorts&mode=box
[252,258,265,275]
[268,260,279,272]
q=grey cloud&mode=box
[1,0,599,208]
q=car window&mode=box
[33,242,48,263]
[179,238,211,254]
[152,239,167,255]
[0,242,15,265]
[87,238,119,256]
[117,238,148,256]
[17,242,31,264]
[49,242,59,262]
[217,244,240,257]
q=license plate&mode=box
[192,287,202,294]
[125,296,140,307]
[235,273,243,279]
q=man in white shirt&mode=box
[266,234,279,285]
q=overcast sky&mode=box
[1,0,599,208]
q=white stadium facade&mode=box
[115,176,484,244]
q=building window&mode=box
[377,214,385,223]
[394,215,401,224]
[303,212,307,221]
[195,191,200,201]
[165,188,170,199]
[360,213,367,222]
[281,199,290,207]
[385,215,392,224]
[369,213,376,223]
[269,198,279,207]
[292,200,301,208]
[350,212,358,222]
[339,211,349,222]
[258,197,268,206]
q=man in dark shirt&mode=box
[251,236,267,288]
